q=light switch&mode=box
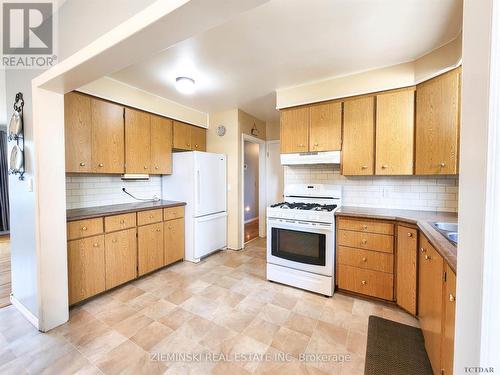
[27,177,33,192]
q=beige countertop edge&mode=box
[67,200,186,222]
[336,207,457,273]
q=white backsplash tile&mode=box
[66,175,162,209]
[285,165,458,212]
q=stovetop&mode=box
[270,202,338,212]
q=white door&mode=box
[194,152,227,217]
[266,141,284,206]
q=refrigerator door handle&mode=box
[197,170,201,206]
[196,211,228,222]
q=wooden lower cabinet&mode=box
[396,225,418,315]
[105,228,137,289]
[138,222,164,276]
[337,264,393,300]
[418,233,444,375]
[68,235,105,305]
[441,265,456,375]
[164,218,185,265]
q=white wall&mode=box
[244,142,259,221]
[455,0,499,370]
[285,166,458,212]
[66,176,162,209]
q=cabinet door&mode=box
[191,126,207,152]
[91,99,124,173]
[125,108,151,173]
[64,92,92,173]
[164,218,185,265]
[67,235,105,305]
[173,121,192,150]
[105,228,137,290]
[396,225,417,315]
[138,223,164,276]
[309,102,342,152]
[418,233,444,375]
[441,265,456,375]
[150,115,172,174]
[280,107,309,153]
[415,68,460,175]
[376,89,415,175]
[342,96,375,175]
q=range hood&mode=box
[280,151,341,165]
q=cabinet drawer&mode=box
[164,206,185,221]
[105,213,137,233]
[337,217,394,235]
[67,218,103,240]
[337,264,394,300]
[137,209,163,226]
[337,246,393,273]
[337,230,394,253]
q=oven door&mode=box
[267,218,334,276]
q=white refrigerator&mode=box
[162,151,227,263]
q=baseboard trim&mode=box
[10,295,39,330]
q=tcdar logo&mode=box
[2,1,57,68]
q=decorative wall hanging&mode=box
[216,125,226,137]
[251,122,259,136]
[8,92,25,180]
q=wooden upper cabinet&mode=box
[173,121,192,150]
[309,102,342,152]
[64,92,92,173]
[280,107,309,154]
[441,265,456,375]
[396,225,417,315]
[91,99,124,173]
[125,108,151,173]
[342,96,375,175]
[376,89,415,175]
[191,126,207,152]
[150,115,173,174]
[418,233,444,375]
[415,68,461,175]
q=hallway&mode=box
[0,235,10,308]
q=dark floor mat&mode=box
[364,315,433,375]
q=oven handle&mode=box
[268,218,333,230]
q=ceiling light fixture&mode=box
[175,76,195,94]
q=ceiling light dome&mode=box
[176,76,195,94]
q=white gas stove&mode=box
[266,184,342,296]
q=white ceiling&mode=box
[110,0,462,122]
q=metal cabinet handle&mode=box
[362,225,368,230]
[407,232,413,237]
[156,228,161,232]
[93,243,99,247]
[79,162,86,167]
[425,255,431,260]
[195,145,199,148]
[361,165,368,169]
[361,280,367,285]
[420,247,426,253]
[449,294,455,302]
[149,215,154,218]
[361,239,367,244]
[155,166,159,170]
[144,166,148,170]
[81,226,87,231]
[98,163,104,167]
[112,239,117,243]
[440,162,446,167]
[362,257,367,262]
[382,165,388,169]
[120,220,125,224]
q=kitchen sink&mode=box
[432,222,458,246]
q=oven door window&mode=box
[271,227,326,266]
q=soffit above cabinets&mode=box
[110,0,462,122]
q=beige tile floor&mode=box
[0,238,418,375]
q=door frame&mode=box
[241,134,266,247]
[265,140,283,207]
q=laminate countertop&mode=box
[67,200,186,222]
[336,206,458,273]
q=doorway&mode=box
[241,134,266,247]
[0,128,10,308]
